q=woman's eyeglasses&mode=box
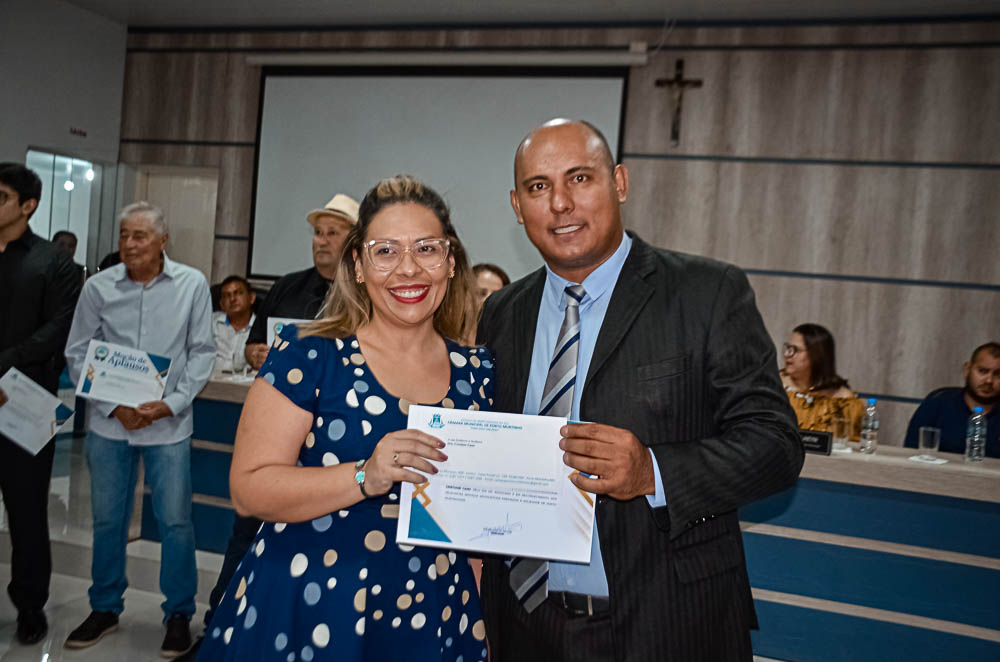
[363,238,450,272]
[783,343,805,358]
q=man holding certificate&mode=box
[476,120,804,661]
[0,163,82,645]
[64,201,215,657]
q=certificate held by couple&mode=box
[74,339,172,408]
[397,405,595,563]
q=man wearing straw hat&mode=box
[243,193,359,370]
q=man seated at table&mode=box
[904,342,1000,457]
[212,275,255,373]
[242,193,358,369]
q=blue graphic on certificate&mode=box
[397,405,596,562]
[0,368,74,455]
[75,339,172,408]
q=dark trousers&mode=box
[204,513,261,626]
[0,435,56,613]
[484,575,614,662]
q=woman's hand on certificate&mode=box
[560,423,656,501]
[363,429,448,496]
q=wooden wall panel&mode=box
[216,148,255,238]
[748,274,1000,400]
[121,52,259,142]
[125,21,1000,51]
[119,21,999,429]
[119,142,256,279]
[623,158,1000,284]
[625,48,1000,163]
[212,238,249,284]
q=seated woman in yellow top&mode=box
[780,323,864,440]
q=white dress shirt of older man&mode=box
[63,202,214,656]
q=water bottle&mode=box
[966,406,986,462]
[858,398,879,454]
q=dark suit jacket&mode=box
[477,233,803,661]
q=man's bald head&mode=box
[514,118,616,182]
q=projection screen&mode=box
[250,68,626,281]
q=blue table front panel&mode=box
[751,599,1000,662]
[740,477,1000,558]
[743,532,1000,630]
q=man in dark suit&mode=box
[476,119,803,661]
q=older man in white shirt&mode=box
[64,201,214,658]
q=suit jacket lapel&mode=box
[585,234,658,389]
[505,269,546,413]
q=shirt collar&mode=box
[4,226,37,250]
[114,251,174,283]
[222,312,255,328]
[542,232,632,311]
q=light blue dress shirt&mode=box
[523,233,665,597]
[65,254,216,446]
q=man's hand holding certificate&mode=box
[397,405,596,562]
[74,339,171,408]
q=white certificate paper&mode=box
[266,317,311,346]
[397,405,596,562]
[75,340,171,408]
[0,368,74,455]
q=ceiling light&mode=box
[64,181,75,191]
[85,169,95,181]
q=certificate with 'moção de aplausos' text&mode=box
[397,405,596,562]
[75,339,172,408]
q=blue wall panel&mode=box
[191,447,233,499]
[743,532,1000,630]
[740,478,1000,558]
[192,399,242,445]
[751,599,1000,662]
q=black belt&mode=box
[548,591,610,617]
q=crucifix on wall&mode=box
[655,59,703,147]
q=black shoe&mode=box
[16,609,48,645]
[65,610,119,649]
[172,633,203,662]
[161,613,192,658]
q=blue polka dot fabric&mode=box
[198,326,494,662]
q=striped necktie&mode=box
[510,284,585,613]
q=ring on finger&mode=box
[392,452,399,465]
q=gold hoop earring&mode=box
[356,274,364,284]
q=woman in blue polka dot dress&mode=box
[198,176,493,662]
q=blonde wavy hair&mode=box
[299,175,475,342]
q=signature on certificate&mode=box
[470,513,523,541]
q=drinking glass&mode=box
[918,426,940,461]
[832,417,850,453]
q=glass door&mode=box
[26,150,104,272]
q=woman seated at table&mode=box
[781,323,864,439]
[198,175,490,662]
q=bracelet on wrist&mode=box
[354,458,372,498]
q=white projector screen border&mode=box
[248,66,628,282]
